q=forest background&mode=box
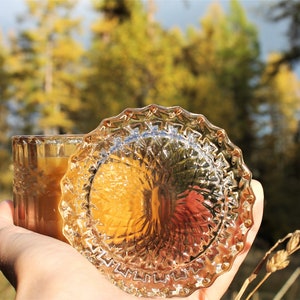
[0,0,299,299]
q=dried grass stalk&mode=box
[234,230,300,300]
[286,231,300,255]
[266,249,289,273]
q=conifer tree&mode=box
[258,53,300,154]
[254,52,300,241]
[81,0,187,131]
[0,32,12,193]
[8,0,84,134]
[183,0,261,155]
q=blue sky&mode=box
[154,0,289,62]
[0,0,290,64]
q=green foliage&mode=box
[0,33,12,194]
[257,53,300,153]
[254,53,300,242]
[183,0,261,154]
[80,0,187,132]
[7,0,84,134]
[0,33,9,102]
[266,0,300,67]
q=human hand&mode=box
[0,180,263,300]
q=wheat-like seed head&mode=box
[266,249,290,273]
[266,230,300,274]
[236,230,300,300]
[286,230,300,255]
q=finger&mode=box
[0,200,17,286]
[197,179,264,300]
[0,200,14,225]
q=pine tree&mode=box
[182,0,261,156]
[0,32,12,193]
[8,0,84,134]
[254,52,300,241]
[266,0,300,68]
[81,0,187,132]
[258,53,300,154]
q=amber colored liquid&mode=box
[14,156,69,241]
[35,157,69,241]
[90,156,148,243]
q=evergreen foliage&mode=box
[7,0,84,135]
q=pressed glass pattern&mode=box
[13,135,83,241]
[59,105,255,298]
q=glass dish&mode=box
[59,104,255,298]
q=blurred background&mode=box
[0,0,299,299]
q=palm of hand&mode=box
[0,180,263,300]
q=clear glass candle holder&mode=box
[12,134,83,241]
[59,105,255,298]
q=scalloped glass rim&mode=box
[59,104,255,298]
